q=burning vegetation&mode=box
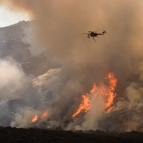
[72,73,117,118]
[0,0,143,132]
[31,115,38,123]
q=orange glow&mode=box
[31,115,38,122]
[90,83,97,93]
[72,72,117,118]
[72,95,91,118]
[42,111,48,118]
[105,72,117,112]
[106,106,115,113]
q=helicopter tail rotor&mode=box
[102,30,107,34]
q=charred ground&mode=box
[0,127,143,143]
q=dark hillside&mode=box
[0,127,143,143]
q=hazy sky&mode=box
[0,6,29,27]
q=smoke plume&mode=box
[0,0,143,131]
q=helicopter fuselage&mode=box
[83,30,106,42]
[89,32,103,37]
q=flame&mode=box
[42,111,48,118]
[90,83,97,93]
[72,95,91,118]
[105,73,117,112]
[31,115,38,122]
[72,72,117,118]
[31,112,48,123]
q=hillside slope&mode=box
[0,21,59,76]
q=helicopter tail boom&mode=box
[102,30,107,34]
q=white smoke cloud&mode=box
[11,108,39,128]
[0,59,29,100]
[22,22,44,56]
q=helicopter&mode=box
[83,30,107,42]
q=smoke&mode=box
[22,21,45,56]
[0,59,28,100]
[0,58,32,126]
[0,0,143,131]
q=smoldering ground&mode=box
[0,0,143,131]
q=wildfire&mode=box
[30,111,49,123]
[42,111,48,118]
[72,95,91,118]
[90,83,97,93]
[105,73,117,112]
[72,72,117,118]
[31,115,38,122]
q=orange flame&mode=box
[31,115,38,122]
[72,72,117,118]
[42,111,48,118]
[105,73,117,112]
[72,95,91,118]
[90,83,97,93]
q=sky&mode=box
[0,6,29,27]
